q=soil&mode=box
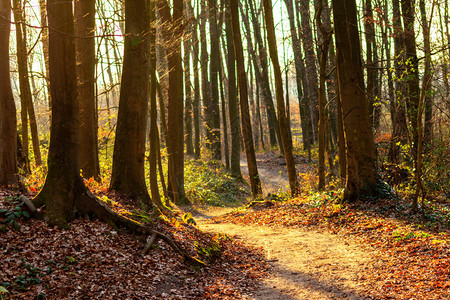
[193,152,376,299]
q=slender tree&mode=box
[225,0,241,177]
[229,0,262,197]
[263,0,299,196]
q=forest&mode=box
[0,0,449,298]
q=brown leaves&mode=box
[0,188,267,299]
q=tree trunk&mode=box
[401,0,420,163]
[149,0,165,210]
[158,0,187,204]
[39,0,52,110]
[75,0,100,181]
[332,0,377,202]
[110,0,152,207]
[316,0,332,191]
[389,0,408,164]
[199,0,211,152]
[191,4,201,159]
[0,0,18,186]
[34,0,90,227]
[184,2,194,156]
[225,0,241,177]
[209,0,221,160]
[363,0,380,131]
[284,0,311,154]
[246,0,282,151]
[419,0,433,151]
[229,0,262,197]
[299,0,319,143]
[263,0,299,196]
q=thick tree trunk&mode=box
[110,0,151,207]
[332,0,377,202]
[0,1,18,186]
[263,0,299,196]
[229,0,262,197]
[34,0,87,227]
[75,0,100,181]
[225,0,241,177]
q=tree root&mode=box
[75,189,206,266]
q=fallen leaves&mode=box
[215,197,450,299]
[0,188,267,299]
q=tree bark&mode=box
[0,0,18,186]
[75,0,100,181]
[208,0,221,160]
[110,0,152,207]
[184,2,194,157]
[247,0,282,151]
[229,0,262,197]
[299,0,319,143]
[158,0,187,204]
[332,0,378,202]
[263,0,299,196]
[225,0,241,177]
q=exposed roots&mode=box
[73,190,205,266]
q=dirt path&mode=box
[194,153,375,299]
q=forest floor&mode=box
[1,152,449,299]
[191,151,449,299]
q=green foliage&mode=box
[0,196,30,231]
[182,213,196,225]
[184,159,248,207]
[5,261,52,291]
[0,286,8,300]
[194,240,221,262]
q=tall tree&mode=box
[401,0,420,162]
[229,0,262,197]
[35,0,93,226]
[263,0,299,196]
[75,0,100,180]
[190,3,201,158]
[13,0,42,167]
[110,0,152,207]
[0,0,18,186]
[209,0,221,160]
[389,0,408,164]
[158,0,187,204]
[364,0,380,130]
[247,0,282,151]
[184,3,194,157]
[225,0,241,177]
[299,0,319,143]
[332,0,378,202]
